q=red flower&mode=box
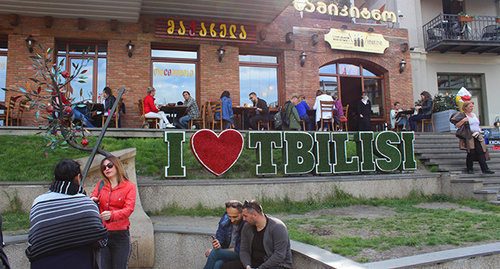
[81,138,89,147]
[64,106,73,114]
[46,105,54,113]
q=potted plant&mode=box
[496,16,500,23]
[458,13,474,22]
[432,93,459,133]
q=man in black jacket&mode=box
[248,93,270,130]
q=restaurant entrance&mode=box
[340,77,362,130]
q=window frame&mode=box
[239,53,281,107]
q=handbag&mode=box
[340,116,347,123]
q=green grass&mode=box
[0,134,360,181]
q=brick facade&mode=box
[1,6,412,128]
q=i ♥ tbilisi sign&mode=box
[164,129,416,177]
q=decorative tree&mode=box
[2,45,110,157]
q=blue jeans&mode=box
[396,116,408,129]
[204,249,240,269]
[408,113,431,131]
[100,230,130,269]
[176,115,192,129]
[300,114,313,131]
[70,109,95,127]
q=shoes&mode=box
[166,123,175,128]
[482,169,495,174]
[467,170,474,174]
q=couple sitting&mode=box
[204,200,292,269]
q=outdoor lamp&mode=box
[300,51,307,67]
[399,59,407,73]
[125,40,135,58]
[341,25,348,30]
[368,27,374,33]
[25,35,36,53]
[217,46,226,62]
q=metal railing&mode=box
[423,14,500,49]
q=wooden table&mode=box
[160,105,187,119]
[396,109,415,120]
[86,102,104,112]
[232,106,257,129]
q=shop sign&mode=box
[155,18,258,43]
[324,29,389,54]
[294,0,397,23]
[164,130,416,178]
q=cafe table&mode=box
[160,105,187,119]
[232,106,257,130]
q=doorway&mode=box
[340,77,362,130]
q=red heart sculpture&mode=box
[190,129,244,176]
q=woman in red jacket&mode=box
[144,86,174,128]
[91,155,136,269]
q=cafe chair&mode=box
[317,101,335,131]
[482,25,500,41]
[0,96,22,126]
[257,120,270,130]
[102,112,118,128]
[11,100,30,126]
[209,101,224,130]
[417,104,435,132]
[189,102,207,129]
[299,120,306,131]
[340,104,349,131]
[138,99,158,129]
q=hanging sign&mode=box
[324,29,390,54]
[294,0,397,23]
[155,18,258,43]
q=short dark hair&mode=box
[243,200,263,214]
[183,91,190,96]
[54,159,81,182]
[249,92,256,97]
[220,91,230,99]
[394,102,400,106]
[103,86,112,96]
[316,90,324,96]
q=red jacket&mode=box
[143,94,158,114]
[91,179,136,231]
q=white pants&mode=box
[145,111,170,128]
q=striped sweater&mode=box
[26,187,108,262]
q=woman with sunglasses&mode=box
[91,155,136,269]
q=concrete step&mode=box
[415,149,464,154]
[414,144,457,149]
[423,159,500,166]
[418,152,500,160]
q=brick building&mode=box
[0,1,411,129]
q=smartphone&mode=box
[210,235,216,240]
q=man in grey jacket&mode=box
[222,200,292,269]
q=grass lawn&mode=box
[0,134,361,181]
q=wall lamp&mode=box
[25,35,36,53]
[217,46,226,62]
[367,27,374,33]
[300,51,307,67]
[125,40,135,58]
[341,24,348,30]
[399,59,407,73]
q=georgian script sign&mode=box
[164,130,416,178]
[155,18,258,43]
[294,0,397,23]
[324,29,389,54]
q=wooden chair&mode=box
[0,96,21,126]
[209,100,224,130]
[318,101,335,131]
[11,100,30,126]
[257,120,270,130]
[189,102,207,129]
[340,104,349,131]
[417,103,435,132]
[138,99,158,129]
[299,120,306,131]
[102,111,118,128]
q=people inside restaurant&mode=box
[408,91,433,131]
[143,86,174,129]
[313,90,334,131]
[358,91,371,131]
[247,92,270,130]
[175,91,200,129]
[214,91,235,129]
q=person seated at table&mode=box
[248,92,269,130]
[214,91,235,129]
[390,102,408,130]
[92,86,116,127]
[408,91,433,131]
[175,91,200,129]
[283,97,301,130]
[292,95,313,131]
[332,94,344,131]
[55,92,95,127]
[313,90,334,131]
[144,87,174,128]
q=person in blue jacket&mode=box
[214,91,235,129]
[204,200,245,269]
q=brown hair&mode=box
[420,91,432,100]
[100,155,128,184]
[463,101,474,110]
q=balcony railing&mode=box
[423,14,500,54]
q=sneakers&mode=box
[166,123,175,128]
[482,169,495,174]
[467,170,474,174]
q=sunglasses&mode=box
[243,200,262,213]
[102,162,114,170]
[225,202,242,209]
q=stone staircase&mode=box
[414,132,500,205]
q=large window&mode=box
[239,55,279,107]
[319,62,384,118]
[57,43,107,102]
[0,40,7,126]
[151,49,197,105]
[438,73,483,120]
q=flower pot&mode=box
[433,109,459,133]
[496,18,500,23]
[459,16,474,22]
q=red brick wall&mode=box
[1,6,412,128]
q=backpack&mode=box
[282,101,292,127]
[274,108,283,130]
